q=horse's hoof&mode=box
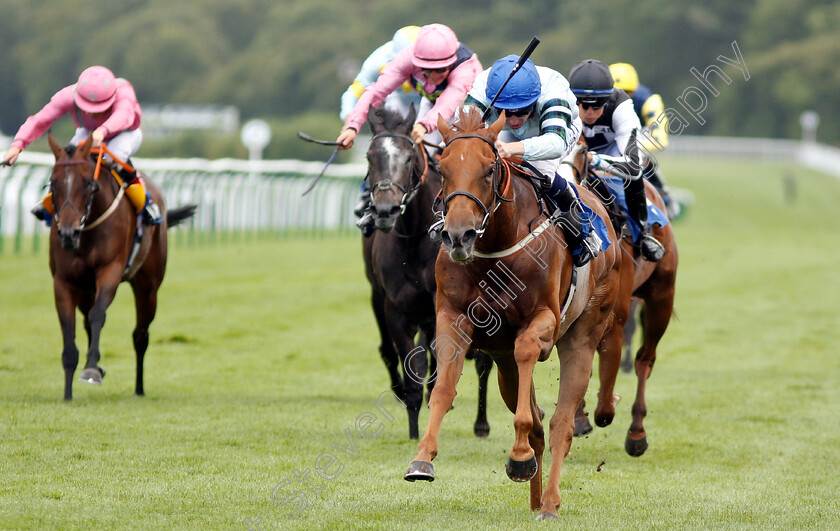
[574,415,593,437]
[625,434,649,457]
[536,511,559,521]
[505,455,538,482]
[474,421,490,438]
[79,367,105,385]
[404,460,435,482]
[594,410,615,428]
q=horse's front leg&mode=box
[405,307,472,481]
[506,309,555,487]
[79,264,123,385]
[473,350,493,437]
[54,277,79,401]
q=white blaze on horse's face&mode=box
[382,137,408,181]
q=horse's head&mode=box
[48,131,98,250]
[436,107,506,262]
[365,104,421,233]
[559,134,589,185]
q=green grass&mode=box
[1,156,839,530]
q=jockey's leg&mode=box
[543,174,601,268]
[31,193,54,227]
[105,129,160,226]
[120,164,161,225]
[626,177,664,262]
[354,181,375,237]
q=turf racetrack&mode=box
[1,156,838,529]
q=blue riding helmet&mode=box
[485,55,541,110]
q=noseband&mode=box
[367,132,427,215]
[440,134,512,236]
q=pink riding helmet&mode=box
[412,23,460,69]
[74,66,117,113]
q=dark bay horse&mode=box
[362,105,492,439]
[404,108,622,520]
[560,137,678,456]
[46,132,195,401]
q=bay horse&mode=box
[362,105,493,439]
[404,107,622,520]
[46,132,196,401]
[560,136,678,456]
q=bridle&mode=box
[52,159,98,231]
[52,149,124,232]
[366,132,428,216]
[439,134,513,237]
[560,141,590,184]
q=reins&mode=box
[53,142,129,232]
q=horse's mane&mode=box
[452,106,485,134]
[63,144,77,157]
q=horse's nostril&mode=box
[389,205,402,216]
[463,229,477,246]
[441,231,452,247]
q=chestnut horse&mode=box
[560,136,678,456]
[362,105,493,439]
[46,132,195,400]
[404,108,622,520]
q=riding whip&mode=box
[297,131,343,196]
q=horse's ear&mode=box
[437,113,453,144]
[405,103,417,130]
[47,130,63,160]
[77,133,93,160]
[368,106,383,134]
[488,111,506,139]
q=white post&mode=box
[799,111,819,144]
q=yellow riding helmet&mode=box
[392,25,422,53]
[609,63,639,93]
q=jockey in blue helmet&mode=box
[453,54,602,267]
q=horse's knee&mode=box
[428,383,456,409]
[61,346,79,369]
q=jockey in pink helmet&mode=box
[336,23,482,149]
[3,66,161,226]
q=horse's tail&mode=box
[167,205,197,228]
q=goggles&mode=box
[498,104,535,118]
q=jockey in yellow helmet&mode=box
[609,62,679,219]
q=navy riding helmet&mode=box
[568,59,613,105]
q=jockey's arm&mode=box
[340,41,395,121]
[590,100,643,180]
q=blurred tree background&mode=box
[1,0,836,160]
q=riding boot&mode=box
[643,161,679,219]
[120,165,161,225]
[353,183,371,218]
[356,212,376,237]
[626,178,664,262]
[543,176,601,268]
[31,194,54,227]
[428,222,443,245]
